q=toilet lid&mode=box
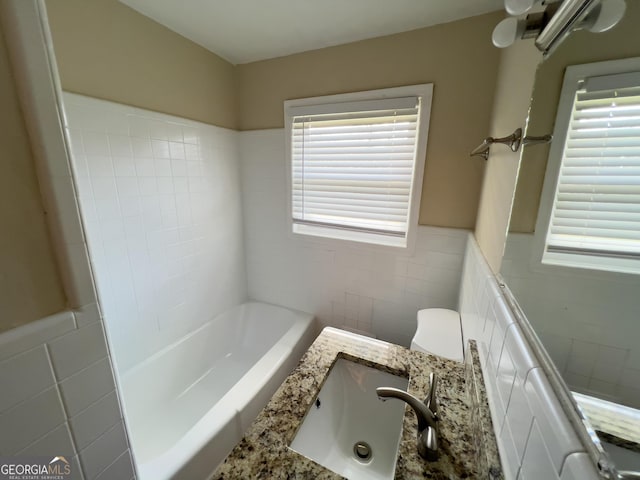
[411,308,463,362]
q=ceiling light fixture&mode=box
[492,0,626,55]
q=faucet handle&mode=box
[425,372,438,417]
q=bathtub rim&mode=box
[121,301,316,480]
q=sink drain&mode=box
[353,441,372,462]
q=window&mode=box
[540,58,640,274]
[284,85,432,249]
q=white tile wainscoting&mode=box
[460,235,600,479]
[502,233,640,409]
[240,129,468,347]
[0,309,134,480]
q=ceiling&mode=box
[119,0,503,65]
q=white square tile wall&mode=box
[0,311,134,480]
[239,129,468,346]
[63,93,248,373]
[502,233,640,408]
[459,236,597,480]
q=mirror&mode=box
[501,0,640,476]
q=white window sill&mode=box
[542,251,640,276]
[292,223,408,249]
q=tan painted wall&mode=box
[510,0,640,233]
[475,41,541,273]
[236,12,503,228]
[0,22,66,332]
[45,0,238,129]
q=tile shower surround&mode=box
[62,93,248,373]
[1,90,246,480]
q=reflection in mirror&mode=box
[501,1,640,475]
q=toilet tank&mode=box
[410,308,464,362]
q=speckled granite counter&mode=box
[213,327,502,479]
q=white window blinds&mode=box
[290,97,420,239]
[546,71,640,260]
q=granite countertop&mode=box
[213,327,502,479]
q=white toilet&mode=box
[410,308,464,362]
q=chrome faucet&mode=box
[376,372,439,461]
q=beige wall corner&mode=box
[45,0,238,129]
[236,12,503,229]
[510,0,640,233]
[0,19,66,332]
[474,40,541,273]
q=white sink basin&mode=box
[290,358,408,480]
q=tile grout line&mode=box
[46,342,80,458]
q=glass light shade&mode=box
[504,0,535,16]
[492,17,523,48]
[583,0,626,33]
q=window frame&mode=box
[534,56,640,276]
[284,84,433,252]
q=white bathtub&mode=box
[119,302,316,480]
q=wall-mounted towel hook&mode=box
[470,128,522,160]
[470,128,552,160]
